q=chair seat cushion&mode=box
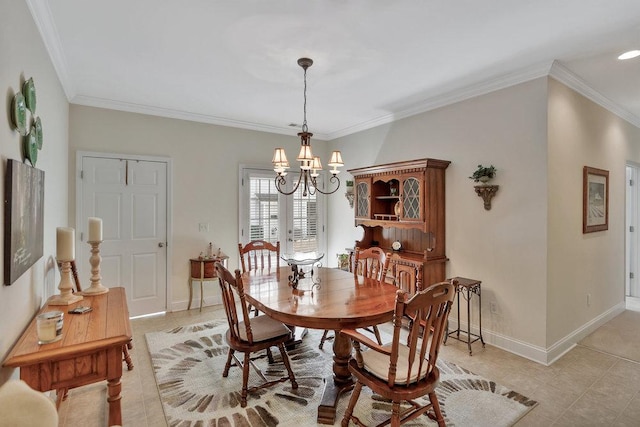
[361,343,431,384]
[238,315,291,343]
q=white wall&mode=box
[0,0,70,382]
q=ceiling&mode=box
[27,0,640,140]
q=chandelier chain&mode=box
[302,66,308,133]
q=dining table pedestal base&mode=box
[317,331,354,424]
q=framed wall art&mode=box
[583,166,609,234]
[4,159,45,285]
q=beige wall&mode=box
[0,0,70,381]
[328,78,550,352]
[547,78,640,346]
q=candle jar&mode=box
[36,311,64,344]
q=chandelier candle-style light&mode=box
[272,58,344,196]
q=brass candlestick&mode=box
[49,260,84,305]
[82,240,109,295]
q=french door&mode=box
[239,167,326,256]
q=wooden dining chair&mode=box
[387,253,423,295]
[215,261,298,408]
[340,281,455,427]
[238,240,280,316]
[319,247,389,349]
[238,240,280,272]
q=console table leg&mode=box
[107,377,122,426]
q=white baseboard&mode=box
[626,297,640,312]
[545,302,625,365]
[447,301,626,366]
[171,295,222,312]
[446,319,548,364]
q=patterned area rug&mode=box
[146,321,537,426]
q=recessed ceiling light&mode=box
[618,50,640,60]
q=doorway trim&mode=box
[625,161,640,312]
[75,150,174,313]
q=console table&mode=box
[444,277,485,355]
[3,287,132,426]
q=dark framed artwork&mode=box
[583,166,609,234]
[4,159,45,285]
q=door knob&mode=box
[158,242,165,247]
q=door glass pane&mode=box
[403,178,420,219]
[356,182,369,217]
[248,176,279,244]
[292,182,318,253]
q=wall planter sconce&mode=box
[474,185,499,210]
[345,192,354,208]
[469,164,498,210]
[345,181,354,208]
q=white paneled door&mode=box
[79,155,168,316]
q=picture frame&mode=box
[583,166,609,234]
[4,159,45,285]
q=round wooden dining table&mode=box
[242,266,399,424]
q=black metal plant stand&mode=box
[444,277,486,355]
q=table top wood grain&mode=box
[242,266,398,333]
[3,287,132,368]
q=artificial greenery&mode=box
[469,164,497,182]
[346,180,354,186]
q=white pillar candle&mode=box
[88,217,103,242]
[56,227,75,261]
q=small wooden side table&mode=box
[188,256,229,311]
[444,276,486,355]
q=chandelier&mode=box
[272,58,344,196]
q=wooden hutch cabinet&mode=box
[349,158,450,291]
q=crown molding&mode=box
[71,95,330,140]
[326,62,555,140]
[26,0,640,139]
[25,0,76,100]
[549,61,640,129]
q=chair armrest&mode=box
[340,329,391,356]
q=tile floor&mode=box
[57,307,640,426]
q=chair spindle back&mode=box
[388,281,455,387]
[353,246,389,283]
[215,262,255,344]
[238,240,280,272]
